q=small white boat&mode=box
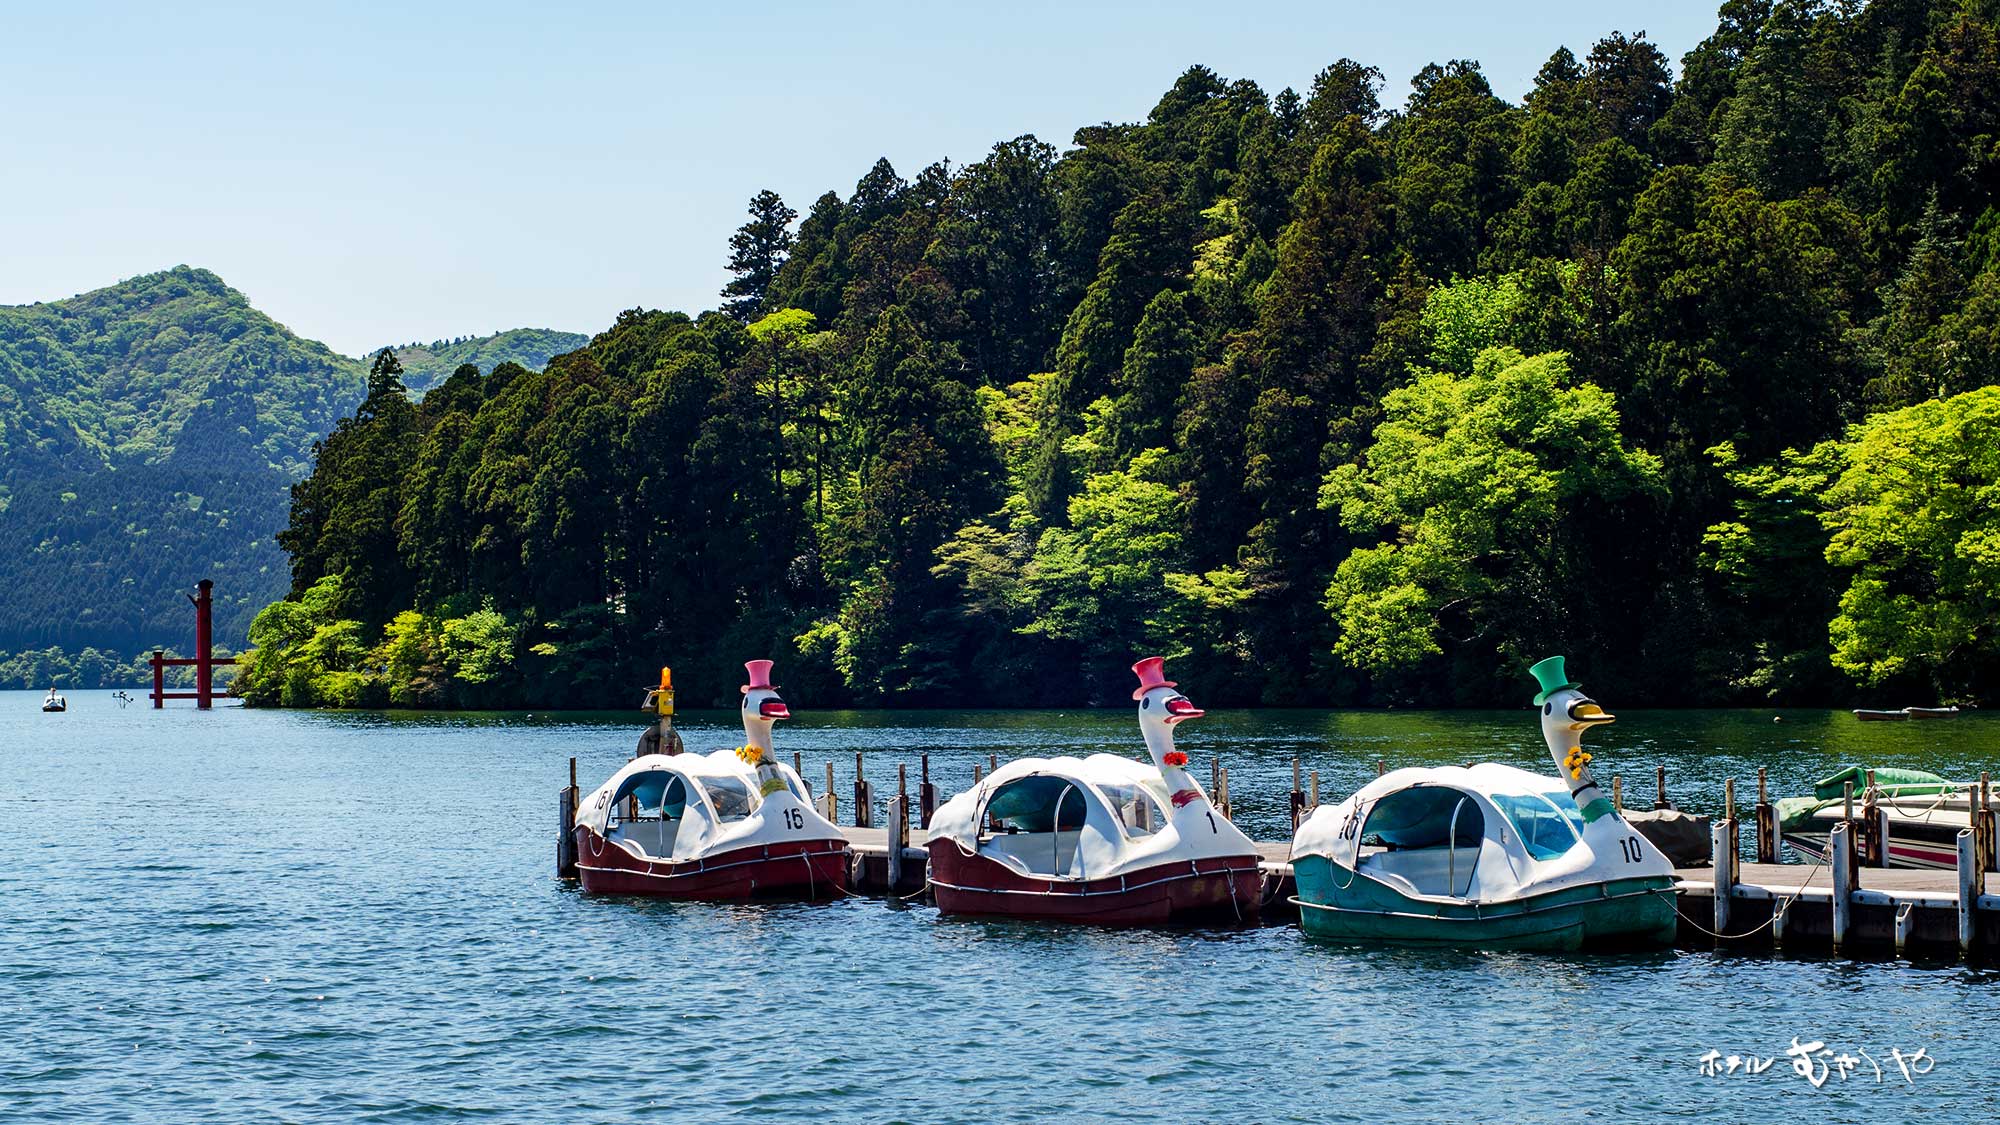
[924,657,1264,925]
[569,661,848,898]
[41,691,66,713]
[1288,656,1678,951]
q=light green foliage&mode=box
[1321,347,1662,673]
[1817,389,2000,690]
[1419,275,1525,372]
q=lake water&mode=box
[4,692,1997,1122]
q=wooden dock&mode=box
[839,827,2000,958]
[567,755,2000,960]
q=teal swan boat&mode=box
[1288,657,1678,952]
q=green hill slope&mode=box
[0,266,365,652]
[388,329,587,392]
[0,267,585,657]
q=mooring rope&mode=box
[1662,851,1833,941]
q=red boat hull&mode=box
[926,843,1262,925]
[573,828,849,899]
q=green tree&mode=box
[1320,348,1663,696]
[721,190,798,320]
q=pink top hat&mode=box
[1131,656,1178,700]
[741,659,777,694]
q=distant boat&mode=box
[1853,706,1963,721]
[41,693,66,713]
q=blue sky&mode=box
[4,1,1721,355]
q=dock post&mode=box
[1612,775,1622,813]
[1290,759,1304,831]
[1654,765,1669,810]
[821,761,838,823]
[887,765,909,890]
[1862,770,1885,867]
[1218,766,1232,820]
[1309,770,1319,812]
[853,753,873,829]
[1976,774,1996,874]
[557,757,579,880]
[1710,818,1733,938]
[919,754,937,829]
[1771,896,1789,951]
[151,650,164,709]
[1831,821,1853,955]
[1755,767,1776,864]
[1958,829,1981,957]
[794,751,803,783]
[1723,778,1740,886]
[1375,758,1385,778]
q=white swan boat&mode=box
[570,661,848,898]
[924,657,1263,924]
[1289,656,1678,950]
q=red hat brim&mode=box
[1132,679,1177,701]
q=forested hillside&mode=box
[387,329,588,392]
[0,268,577,672]
[0,266,364,656]
[244,0,2000,711]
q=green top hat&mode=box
[1529,655,1581,705]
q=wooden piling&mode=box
[1290,759,1304,831]
[1218,766,1232,820]
[1612,774,1622,812]
[1977,773,1996,873]
[1831,821,1853,954]
[1375,757,1386,778]
[1862,769,1885,867]
[1723,778,1739,885]
[1710,818,1733,937]
[853,752,874,829]
[919,754,937,829]
[1959,829,1981,956]
[1654,765,1669,810]
[821,761,838,823]
[1754,767,1777,864]
[887,765,908,889]
[1308,770,1319,811]
[557,756,579,880]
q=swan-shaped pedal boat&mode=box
[1289,656,1677,951]
[925,657,1263,924]
[571,660,848,899]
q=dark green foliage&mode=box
[248,0,2000,709]
[721,190,799,320]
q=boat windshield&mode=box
[702,775,761,823]
[1491,792,1586,860]
[1096,782,1168,836]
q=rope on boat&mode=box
[1661,852,1833,941]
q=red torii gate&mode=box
[150,579,238,709]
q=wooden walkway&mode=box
[838,828,2000,957]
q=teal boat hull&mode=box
[1292,856,1677,952]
